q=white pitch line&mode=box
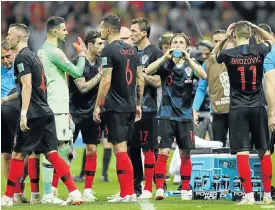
[138,199,156,210]
[260,205,275,209]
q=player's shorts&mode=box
[130,112,158,149]
[72,115,101,145]
[13,115,58,156]
[1,103,20,153]
[54,114,73,141]
[104,111,135,145]
[229,107,270,154]
[158,119,195,150]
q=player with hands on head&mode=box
[214,21,274,205]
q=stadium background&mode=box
[1,1,275,210]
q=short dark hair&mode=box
[85,31,101,46]
[170,33,191,46]
[1,40,9,50]
[46,16,65,32]
[235,21,251,39]
[132,17,151,38]
[102,14,121,32]
[9,23,30,37]
[213,29,226,36]
[258,23,273,34]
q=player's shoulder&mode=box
[220,47,237,56]
[147,44,162,52]
[15,48,32,63]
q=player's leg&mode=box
[41,114,71,204]
[251,107,273,204]
[176,121,195,201]
[81,116,100,202]
[101,115,112,182]
[212,113,229,147]
[140,112,158,198]
[154,119,174,200]
[101,136,112,182]
[128,117,143,197]
[229,108,254,205]
[42,115,82,205]
[27,154,41,204]
[107,112,136,202]
[1,117,46,207]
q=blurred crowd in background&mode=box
[2,1,275,58]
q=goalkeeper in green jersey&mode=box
[37,16,86,205]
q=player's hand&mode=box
[69,114,75,133]
[20,115,30,132]
[163,49,175,60]
[73,37,86,56]
[135,105,142,122]
[226,23,235,37]
[1,99,5,104]
[268,115,275,132]
[193,110,199,126]
[180,49,190,60]
[93,106,101,123]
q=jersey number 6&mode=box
[125,59,133,85]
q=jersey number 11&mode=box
[237,65,257,91]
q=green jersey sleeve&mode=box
[51,47,85,78]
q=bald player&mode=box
[120,26,133,46]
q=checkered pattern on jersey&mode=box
[157,61,195,121]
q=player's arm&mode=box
[145,49,174,75]
[137,66,145,106]
[20,74,32,115]
[193,62,208,111]
[211,23,235,56]
[74,72,102,94]
[264,54,275,131]
[185,55,207,79]
[250,23,275,46]
[52,48,86,78]
[143,73,161,88]
[94,67,112,108]
[1,92,18,104]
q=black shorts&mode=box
[212,113,229,146]
[229,107,270,154]
[1,103,20,153]
[13,115,58,156]
[72,115,101,145]
[104,111,135,145]
[130,112,158,149]
[158,119,195,150]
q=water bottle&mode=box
[172,49,184,58]
[194,176,202,191]
[212,175,221,192]
[202,175,210,191]
[223,174,230,190]
[233,176,241,191]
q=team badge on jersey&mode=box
[185,66,193,77]
[141,55,149,65]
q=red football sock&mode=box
[143,150,155,192]
[28,158,40,193]
[155,154,169,189]
[260,155,272,193]
[47,152,77,192]
[5,158,24,198]
[180,156,192,190]
[237,155,252,193]
[84,154,97,189]
[116,152,134,197]
[52,169,59,188]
